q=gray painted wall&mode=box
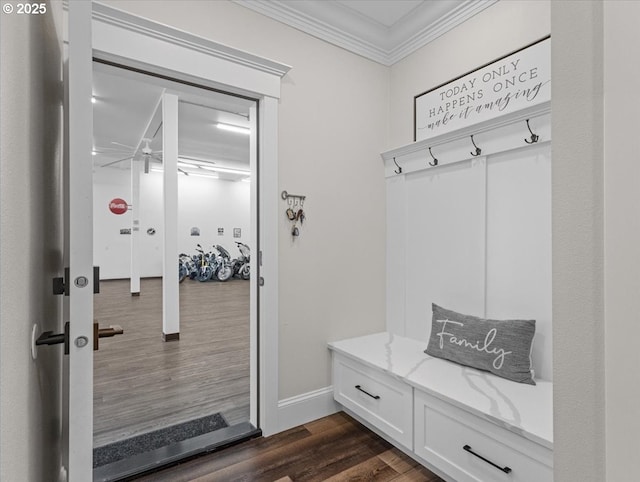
[551,2,606,481]
[603,2,640,479]
[0,1,65,480]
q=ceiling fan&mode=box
[98,138,165,174]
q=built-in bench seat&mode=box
[328,332,553,482]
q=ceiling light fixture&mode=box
[176,158,249,175]
[197,165,218,171]
[186,171,220,179]
[177,158,217,168]
[91,96,97,104]
[215,123,250,135]
[205,166,250,175]
[151,165,219,179]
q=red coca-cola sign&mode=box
[109,198,128,215]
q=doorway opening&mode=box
[90,61,259,480]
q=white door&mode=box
[64,1,94,479]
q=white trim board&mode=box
[92,2,290,79]
[277,386,339,433]
[382,107,551,178]
[91,2,291,99]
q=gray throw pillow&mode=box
[425,303,536,385]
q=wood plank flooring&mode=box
[94,278,250,447]
[130,412,444,481]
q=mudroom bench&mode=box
[328,332,553,482]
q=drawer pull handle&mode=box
[355,385,380,400]
[463,444,512,474]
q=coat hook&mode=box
[470,135,482,157]
[428,147,438,167]
[525,119,539,144]
[392,157,402,174]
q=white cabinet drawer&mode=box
[332,354,413,449]
[414,390,553,482]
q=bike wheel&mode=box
[179,265,188,283]
[217,265,233,282]
[241,264,250,280]
[196,266,213,282]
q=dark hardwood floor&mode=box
[130,412,444,482]
[94,278,250,447]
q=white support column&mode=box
[130,158,141,295]
[162,92,180,340]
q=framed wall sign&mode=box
[414,36,550,142]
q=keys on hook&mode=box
[290,209,304,238]
[286,207,305,238]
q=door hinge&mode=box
[52,267,70,296]
[53,266,100,295]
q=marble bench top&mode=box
[328,331,553,450]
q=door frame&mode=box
[88,3,290,437]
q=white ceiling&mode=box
[92,62,254,180]
[234,0,497,65]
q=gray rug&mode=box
[93,413,228,468]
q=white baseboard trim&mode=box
[277,386,339,433]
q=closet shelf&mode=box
[380,100,551,162]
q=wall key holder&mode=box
[282,191,306,239]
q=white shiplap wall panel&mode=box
[402,159,486,342]
[486,143,552,380]
[386,174,407,335]
[385,130,552,381]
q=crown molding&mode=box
[387,0,498,65]
[233,0,390,64]
[234,0,497,66]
